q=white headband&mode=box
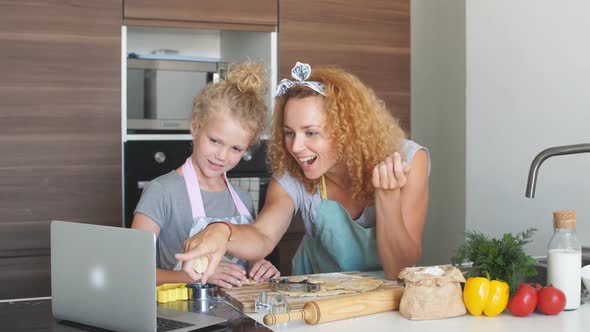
[275,62,326,98]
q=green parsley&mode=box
[450,228,538,295]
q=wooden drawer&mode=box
[0,256,50,300]
[124,0,278,31]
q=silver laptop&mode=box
[50,220,227,332]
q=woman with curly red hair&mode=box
[177,62,430,280]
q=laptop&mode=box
[50,220,227,332]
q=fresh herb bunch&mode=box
[451,228,538,296]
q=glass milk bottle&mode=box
[547,210,581,310]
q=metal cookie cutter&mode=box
[255,292,289,313]
[268,277,321,293]
[186,283,221,300]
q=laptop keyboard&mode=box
[157,317,195,332]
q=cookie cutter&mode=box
[254,292,289,313]
[268,277,321,293]
[156,283,192,303]
[186,283,220,300]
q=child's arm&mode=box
[132,213,193,285]
[155,268,194,285]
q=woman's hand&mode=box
[207,261,247,289]
[174,223,232,283]
[372,152,410,191]
[248,259,280,282]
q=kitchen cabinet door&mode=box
[0,0,122,299]
[279,0,410,130]
[275,0,410,275]
[124,0,278,31]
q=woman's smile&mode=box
[298,155,318,167]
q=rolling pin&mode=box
[263,287,403,326]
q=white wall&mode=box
[466,0,590,253]
[126,27,221,58]
[413,0,590,263]
[411,0,466,265]
[221,31,278,123]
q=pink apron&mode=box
[174,157,253,270]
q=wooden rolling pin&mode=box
[263,287,403,326]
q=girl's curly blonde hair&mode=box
[267,66,406,204]
[192,61,268,147]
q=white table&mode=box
[249,301,590,332]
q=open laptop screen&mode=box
[50,220,226,332]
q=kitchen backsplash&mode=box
[228,177,268,216]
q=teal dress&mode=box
[292,176,382,274]
[288,139,430,275]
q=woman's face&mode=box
[191,110,252,180]
[283,96,337,180]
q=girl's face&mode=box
[283,96,337,180]
[191,110,252,180]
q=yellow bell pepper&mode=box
[463,277,509,317]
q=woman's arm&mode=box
[372,150,429,279]
[228,179,296,259]
[176,178,295,283]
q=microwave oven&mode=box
[126,58,228,133]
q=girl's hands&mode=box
[207,259,280,289]
[207,261,247,289]
[248,259,280,282]
[372,152,410,191]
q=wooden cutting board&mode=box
[220,272,404,313]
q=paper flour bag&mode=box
[397,265,466,320]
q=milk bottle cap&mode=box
[553,210,576,229]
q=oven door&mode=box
[124,140,192,227]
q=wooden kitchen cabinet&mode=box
[270,215,305,276]
[273,0,411,275]
[124,0,278,31]
[279,0,410,131]
[0,0,122,299]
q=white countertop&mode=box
[247,270,590,331]
[7,268,585,332]
[249,300,590,332]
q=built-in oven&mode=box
[126,56,227,133]
[123,140,271,228]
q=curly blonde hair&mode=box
[267,66,406,204]
[192,61,268,147]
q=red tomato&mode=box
[528,283,542,293]
[508,283,538,316]
[537,286,566,315]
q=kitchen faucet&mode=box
[525,143,590,198]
